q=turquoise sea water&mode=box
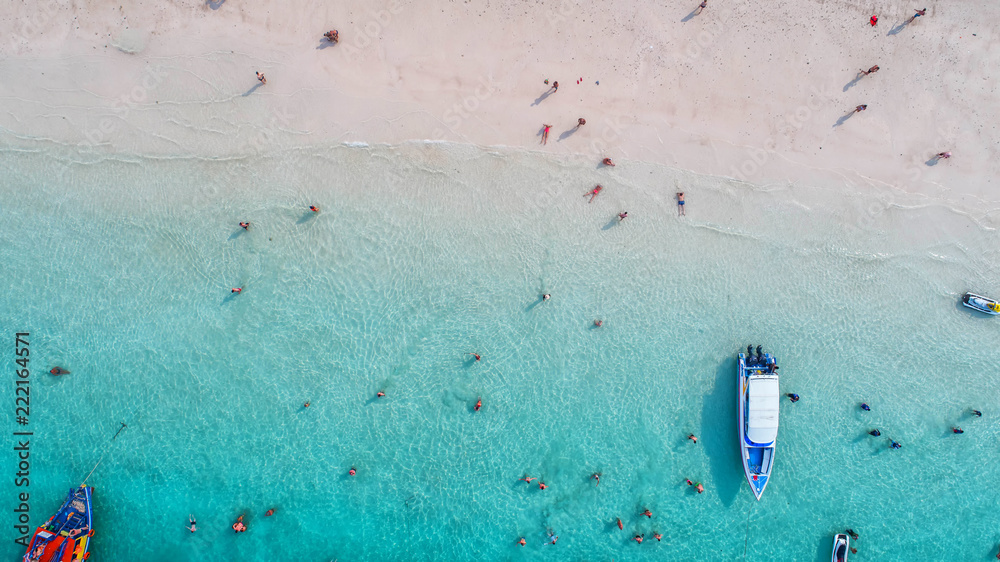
[1,142,999,561]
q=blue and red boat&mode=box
[22,486,93,562]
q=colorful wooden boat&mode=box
[22,486,93,562]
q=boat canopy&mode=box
[747,377,779,444]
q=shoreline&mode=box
[1,0,998,206]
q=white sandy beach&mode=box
[1,0,998,207]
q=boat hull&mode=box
[22,486,93,562]
[738,352,778,500]
[832,533,850,562]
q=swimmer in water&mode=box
[617,517,623,530]
[686,478,694,486]
[592,472,601,485]
[231,287,242,294]
[376,391,385,398]
[972,409,983,417]
[309,205,320,212]
[634,534,644,544]
[265,509,275,516]
[239,222,249,230]
[594,319,603,327]
[349,467,356,476]
[654,532,662,541]
[845,529,858,540]
[642,508,652,518]
[50,367,70,375]
[695,482,704,493]
[469,353,481,361]
[890,440,901,449]
[869,429,881,436]
[586,184,603,203]
[474,398,482,411]
[519,475,537,483]
[786,393,800,403]
[687,434,698,444]
[952,427,964,434]
[861,403,870,411]
[539,481,547,490]
[518,537,526,546]
[232,514,247,533]
[187,514,197,533]
[303,401,310,408]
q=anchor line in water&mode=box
[81,409,140,487]
[742,501,755,561]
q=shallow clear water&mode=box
[1,142,999,561]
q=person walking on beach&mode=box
[786,393,800,402]
[907,8,926,23]
[935,151,951,159]
[854,105,867,113]
[187,515,197,533]
[542,124,552,145]
[586,185,603,202]
[869,14,878,26]
[551,81,559,92]
[687,433,698,444]
[695,0,707,14]
[677,192,686,216]
[576,118,586,128]
[860,65,879,76]
[602,157,616,167]
[618,211,628,221]
[256,72,267,85]
[324,30,339,43]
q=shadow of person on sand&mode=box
[206,0,225,10]
[242,83,263,97]
[832,110,856,128]
[227,228,246,241]
[702,357,742,507]
[557,128,579,142]
[681,9,700,22]
[532,90,554,106]
[601,217,619,231]
[525,295,546,311]
[297,211,318,224]
[843,74,863,92]
[317,39,337,50]
[887,21,908,36]
[925,156,942,167]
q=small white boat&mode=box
[738,346,779,500]
[832,533,850,562]
[962,292,1000,315]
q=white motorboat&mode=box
[738,345,779,500]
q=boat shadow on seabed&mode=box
[702,356,742,508]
